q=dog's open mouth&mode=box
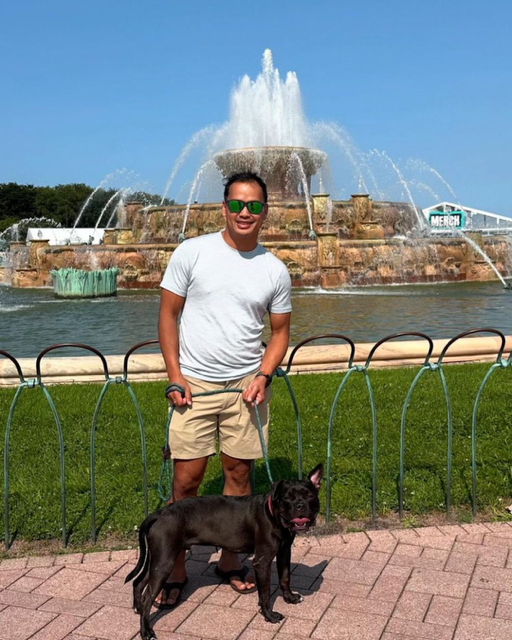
[289,517,311,532]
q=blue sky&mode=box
[1,0,511,214]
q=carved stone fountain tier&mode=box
[213,147,327,201]
[3,194,511,290]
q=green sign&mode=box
[429,210,465,229]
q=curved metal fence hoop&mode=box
[282,334,356,374]
[399,365,431,519]
[361,369,378,521]
[4,383,27,549]
[326,367,358,522]
[436,366,453,515]
[471,361,508,517]
[0,350,25,384]
[365,332,434,369]
[122,339,160,381]
[437,328,506,366]
[279,334,355,483]
[35,343,110,383]
[90,378,116,544]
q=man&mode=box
[157,171,292,607]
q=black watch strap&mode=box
[255,371,273,387]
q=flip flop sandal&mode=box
[214,565,258,594]
[155,578,188,610]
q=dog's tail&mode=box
[124,513,158,584]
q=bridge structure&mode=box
[422,202,512,235]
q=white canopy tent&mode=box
[26,228,105,246]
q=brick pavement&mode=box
[3,523,512,639]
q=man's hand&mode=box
[166,375,192,407]
[243,375,268,406]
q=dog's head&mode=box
[270,464,323,533]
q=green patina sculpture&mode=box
[50,267,119,298]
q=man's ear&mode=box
[308,464,324,490]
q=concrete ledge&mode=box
[1,335,511,387]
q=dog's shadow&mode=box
[150,546,327,624]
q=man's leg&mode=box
[216,452,256,592]
[155,457,209,606]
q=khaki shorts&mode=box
[169,372,271,460]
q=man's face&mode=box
[222,180,268,246]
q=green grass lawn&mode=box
[1,361,512,546]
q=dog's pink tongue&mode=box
[291,518,310,525]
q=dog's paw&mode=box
[264,610,285,624]
[283,591,303,605]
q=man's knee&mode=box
[172,457,208,501]
[222,455,252,494]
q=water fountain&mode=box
[3,50,511,290]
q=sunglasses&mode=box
[224,199,266,215]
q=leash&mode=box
[158,385,273,501]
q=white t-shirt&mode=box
[160,232,292,381]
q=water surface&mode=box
[1,281,511,358]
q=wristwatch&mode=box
[255,371,273,387]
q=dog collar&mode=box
[266,495,274,517]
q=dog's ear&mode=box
[271,480,284,502]
[308,464,323,490]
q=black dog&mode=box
[125,464,323,640]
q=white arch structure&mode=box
[423,202,512,234]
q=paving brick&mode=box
[331,593,394,616]
[273,591,334,621]
[29,614,83,640]
[462,587,498,617]
[151,601,202,635]
[82,552,111,564]
[361,550,391,567]
[38,597,103,617]
[321,557,382,585]
[393,544,423,558]
[7,576,44,592]
[54,554,84,566]
[0,558,28,571]
[73,560,126,576]
[415,526,449,538]
[175,603,255,639]
[453,541,508,567]
[0,605,55,639]
[73,605,141,639]
[472,565,512,592]
[369,565,412,603]
[436,525,465,539]
[454,613,512,639]
[460,524,492,535]
[311,607,388,640]
[425,595,462,626]
[26,556,55,568]
[239,629,276,640]
[109,549,138,563]
[406,568,470,598]
[0,589,51,609]
[366,531,398,554]
[389,548,449,571]
[0,569,26,588]
[203,587,240,606]
[33,568,108,600]
[390,530,421,544]
[495,603,512,620]
[26,566,63,580]
[310,577,371,598]
[279,616,317,637]
[392,591,432,621]
[444,551,477,575]
[292,554,329,578]
[386,617,454,639]
[484,522,512,534]
[82,587,133,609]
[180,575,222,603]
[484,533,512,549]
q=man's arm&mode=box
[158,288,192,406]
[243,311,291,405]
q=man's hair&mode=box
[223,172,268,203]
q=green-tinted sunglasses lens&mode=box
[247,201,264,214]
[227,200,244,213]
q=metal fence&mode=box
[1,328,511,550]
